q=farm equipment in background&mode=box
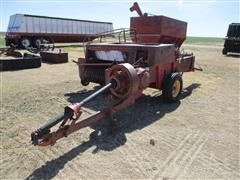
[5,14,113,49]
[0,42,68,70]
[222,23,240,55]
[31,2,195,146]
[26,43,69,63]
[40,49,68,63]
[0,47,41,71]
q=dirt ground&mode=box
[0,44,239,179]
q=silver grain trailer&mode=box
[5,14,113,48]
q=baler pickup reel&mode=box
[31,63,150,146]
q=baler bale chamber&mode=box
[79,42,195,94]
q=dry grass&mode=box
[0,44,239,179]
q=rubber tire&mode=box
[222,48,227,55]
[33,38,42,48]
[162,73,183,103]
[20,38,31,49]
[81,79,90,86]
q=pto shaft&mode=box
[31,82,113,144]
[79,82,112,106]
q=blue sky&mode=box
[0,0,239,37]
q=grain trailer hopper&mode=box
[6,14,113,48]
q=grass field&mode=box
[185,36,224,45]
[0,35,224,47]
[0,34,5,47]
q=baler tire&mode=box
[162,73,183,103]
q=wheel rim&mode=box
[21,39,30,48]
[172,80,181,98]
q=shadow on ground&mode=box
[26,83,200,180]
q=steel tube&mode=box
[35,82,113,138]
[79,82,112,106]
[37,112,66,136]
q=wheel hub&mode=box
[21,39,31,48]
[172,80,181,98]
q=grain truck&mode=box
[5,14,113,48]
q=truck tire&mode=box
[162,73,183,103]
[33,38,42,48]
[81,79,90,86]
[20,38,31,49]
[222,48,227,55]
